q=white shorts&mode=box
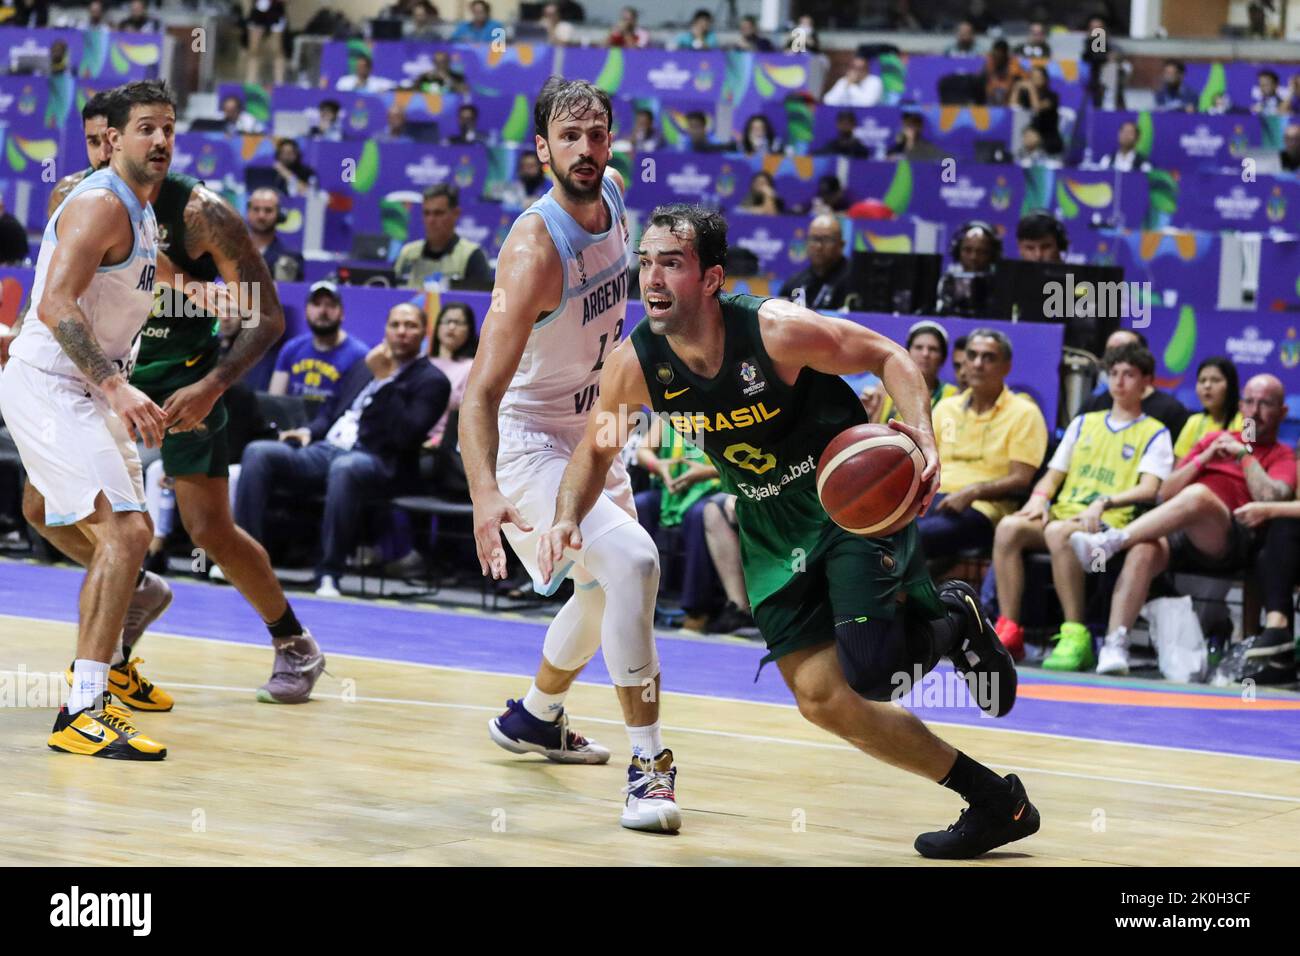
[497,418,637,596]
[0,357,146,527]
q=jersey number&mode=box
[724,442,777,475]
[590,319,625,372]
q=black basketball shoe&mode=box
[914,774,1040,859]
[939,580,1018,717]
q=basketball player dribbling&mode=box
[0,81,176,759]
[538,204,1040,858]
[460,78,679,832]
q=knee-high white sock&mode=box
[68,659,110,714]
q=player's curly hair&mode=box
[534,76,614,141]
[646,204,728,277]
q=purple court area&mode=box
[2,560,1298,762]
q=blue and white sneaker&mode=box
[488,698,611,765]
[622,749,682,833]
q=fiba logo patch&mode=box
[576,250,588,287]
[739,359,767,397]
[656,363,675,385]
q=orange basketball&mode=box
[816,423,927,536]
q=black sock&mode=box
[926,609,964,659]
[266,604,303,640]
[940,751,1010,803]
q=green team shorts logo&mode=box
[724,441,777,475]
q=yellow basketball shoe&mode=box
[48,701,168,760]
[64,658,175,712]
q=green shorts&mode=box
[158,398,230,479]
[752,521,943,666]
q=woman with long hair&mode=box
[1174,357,1242,458]
[427,301,479,447]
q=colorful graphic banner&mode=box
[1183,61,1300,114]
[1257,239,1300,312]
[1088,110,1265,171]
[1171,170,1300,232]
[318,40,556,97]
[896,54,1087,107]
[1078,229,1222,310]
[561,48,728,105]
[1021,166,1150,249]
[0,28,160,84]
[808,104,1013,159]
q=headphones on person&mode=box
[948,220,1002,262]
[1017,209,1069,252]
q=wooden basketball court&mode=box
[2,571,1297,866]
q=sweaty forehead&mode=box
[639,223,694,253]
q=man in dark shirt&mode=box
[779,214,858,311]
[1154,60,1195,112]
[1082,329,1190,438]
[814,110,874,158]
[246,188,304,281]
[1281,123,1300,173]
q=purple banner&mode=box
[1021,166,1150,250]
[898,54,1088,107]
[170,133,244,188]
[810,104,1013,160]
[1089,110,1265,171]
[901,160,1025,235]
[270,88,389,140]
[0,28,161,85]
[849,218,921,254]
[318,40,556,97]
[1079,229,1221,310]
[561,47,727,105]
[1172,170,1300,232]
[726,213,811,280]
[623,152,748,211]
[1257,239,1300,312]
[1183,62,1300,114]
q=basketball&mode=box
[816,423,927,536]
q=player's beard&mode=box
[123,151,170,187]
[553,156,604,202]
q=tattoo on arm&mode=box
[53,315,117,385]
[184,189,284,389]
[1244,458,1290,502]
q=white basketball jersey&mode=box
[11,168,159,384]
[497,171,631,431]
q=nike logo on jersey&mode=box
[664,387,690,400]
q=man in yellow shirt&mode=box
[921,328,1048,563]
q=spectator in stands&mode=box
[936,222,1000,317]
[868,321,959,424]
[246,187,304,281]
[500,152,550,211]
[271,139,317,196]
[951,334,970,389]
[268,281,370,401]
[1019,21,1051,59]
[738,171,785,216]
[701,494,756,635]
[1015,127,1050,167]
[1284,75,1300,116]
[1280,123,1300,173]
[823,56,883,108]
[674,9,718,50]
[378,103,411,142]
[310,100,344,142]
[427,301,478,448]
[682,111,725,153]
[540,2,576,45]
[1015,211,1066,262]
[964,0,999,33]
[1253,69,1283,115]
[1154,60,1195,112]
[993,343,1173,666]
[608,6,650,47]
[737,115,783,156]
[888,0,926,30]
[1082,330,1189,438]
[779,214,856,310]
[735,14,774,52]
[981,39,1025,107]
[0,198,29,266]
[785,14,820,53]
[886,111,946,162]
[44,39,70,77]
[1175,357,1243,459]
[1072,374,1296,674]
[245,0,288,87]
[406,1,441,40]
[1080,14,1117,110]
[812,175,850,214]
[1088,119,1149,172]
[220,94,265,135]
[119,0,160,32]
[451,0,504,43]
[394,184,494,289]
[408,50,469,95]
[627,108,660,152]
[945,20,980,57]
[72,0,110,32]
[446,104,482,145]
[815,111,872,158]
[335,53,396,93]
[236,303,451,598]
[922,328,1048,564]
[634,417,723,631]
[1234,490,1300,684]
[1011,66,1064,156]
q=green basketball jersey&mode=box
[630,292,869,608]
[131,172,223,399]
